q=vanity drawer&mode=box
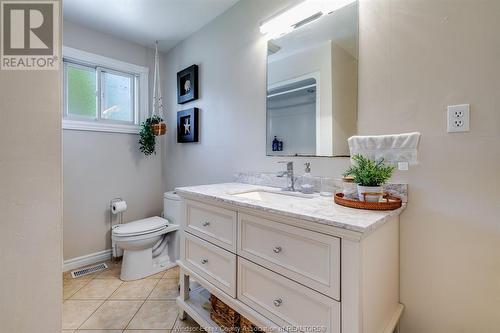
[238,213,340,300]
[238,258,340,333]
[185,199,237,252]
[183,232,236,297]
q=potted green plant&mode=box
[139,115,163,156]
[343,154,395,202]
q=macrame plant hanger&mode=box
[151,40,166,136]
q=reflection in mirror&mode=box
[266,1,358,157]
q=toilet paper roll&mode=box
[111,200,127,214]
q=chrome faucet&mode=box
[276,161,295,191]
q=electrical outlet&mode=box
[398,161,409,171]
[447,104,470,133]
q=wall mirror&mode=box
[266,1,358,157]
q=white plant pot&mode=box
[357,185,383,202]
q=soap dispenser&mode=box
[301,162,314,194]
[272,136,279,151]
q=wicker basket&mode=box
[209,294,240,333]
[240,317,263,333]
[152,122,166,136]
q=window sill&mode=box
[62,119,139,134]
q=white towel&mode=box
[348,132,421,165]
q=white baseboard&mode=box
[63,249,113,272]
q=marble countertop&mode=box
[175,183,405,235]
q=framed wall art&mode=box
[177,64,198,104]
[177,108,199,143]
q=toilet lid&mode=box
[112,217,169,236]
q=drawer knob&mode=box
[273,246,282,253]
[200,258,208,264]
[273,298,283,307]
[202,221,210,227]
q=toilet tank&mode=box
[163,191,181,225]
[163,191,181,263]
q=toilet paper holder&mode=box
[110,198,126,262]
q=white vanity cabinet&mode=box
[176,188,403,333]
[238,212,340,300]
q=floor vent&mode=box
[71,263,108,278]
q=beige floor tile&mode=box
[110,279,158,300]
[148,279,179,300]
[63,279,90,299]
[75,330,123,333]
[163,266,180,279]
[71,278,122,299]
[95,261,122,279]
[146,270,166,279]
[125,330,171,333]
[80,300,143,330]
[127,300,178,330]
[173,314,202,332]
[62,330,75,333]
[62,300,104,330]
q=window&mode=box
[65,63,97,119]
[101,70,135,122]
[62,47,148,134]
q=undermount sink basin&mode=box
[230,190,313,204]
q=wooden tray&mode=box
[334,192,402,211]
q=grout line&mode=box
[123,273,163,330]
[74,261,123,330]
[122,296,148,329]
[73,298,106,331]
[172,313,181,331]
[146,275,163,299]
[66,263,181,332]
[63,276,93,300]
[70,280,123,301]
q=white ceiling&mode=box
[63,0,240,53]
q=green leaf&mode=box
[343,154,395,186]
[138,116,162,156]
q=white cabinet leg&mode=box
[178,268,190,320]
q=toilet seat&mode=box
[112,216,169,237]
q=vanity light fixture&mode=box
[260,0,356,40]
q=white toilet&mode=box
[112,191,181,281]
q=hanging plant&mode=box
[139,41,167,156]
[152,120,166,136]
[151,40,166,137]
[139,115,163,156]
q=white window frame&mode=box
[62,46,149,134]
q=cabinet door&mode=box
[238,257,340,333]
[238,213,340,300]
[183,232,236,297]
[185,199,237,252]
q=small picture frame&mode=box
[177,108,199,143]
[177,64,198,104]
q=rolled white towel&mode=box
[348,132,421,165]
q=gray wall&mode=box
[0,2,62,331]
[162,0,500,332]
[63,21,164,260]
[161,0,350,192]
[358,1,500,332]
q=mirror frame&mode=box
[265,2,359,158]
